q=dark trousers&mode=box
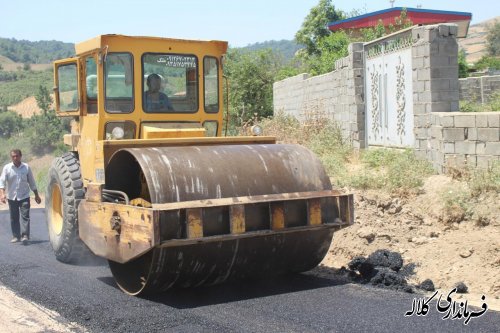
[8,198,30,239]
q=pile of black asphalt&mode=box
[339,249,436,294]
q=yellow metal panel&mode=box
[63,134,80,150]
[152,190,343,211]
[103,136,276,147]
[78,116,103,186]
[186,208,203,239]
[141,126,206,139]
[307,198,322,226]
[229,205,245,234]
[270,202,285,230]
[129,198,152,208]
[78,201,158,263]
[75,36,103,55]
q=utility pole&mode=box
[389,0,395,8]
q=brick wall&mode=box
[273,43,366,148]
[428,112,500,172]
[273,24,499,172]
[459,75,500,104]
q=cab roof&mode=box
[75,34,228,56]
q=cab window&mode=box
[104,53,134,113]
[142,53,198,113]
[86,57,98,113]
[204,57,219,113]
[57,64,78,112]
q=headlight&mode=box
[105,121,135,140]
[111,126,125,139]
[250,125,263,136]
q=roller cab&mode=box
[46,35,354,295]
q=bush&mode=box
[348,149,434,193]
[468,162,500,196]
[0,110,24,138]
[488,91,500,111]
[460,92,500,112]
[258,110,352,185]
[442,186,472,223]
[25,111,68,155]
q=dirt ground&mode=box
[321,174,500,310]
[0,172,498,321]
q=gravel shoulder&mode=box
[0,283,85,333]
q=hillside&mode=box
[0,15,496,113]
[0,37,74,64]
[459,16,499,63]
[7,96,45,118]
[238,39,302,61]
[0,69,53,107]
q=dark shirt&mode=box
[144,92,174,111]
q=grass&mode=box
[347,149,435,193]
[259,111,352,185]
[257,113,497,226]
[441,185,472,223]
[460,91,500,112]
[448,161,500,196]
[258,112,435,193]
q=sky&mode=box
[0,0,497,47]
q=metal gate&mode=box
[365,30,414,147]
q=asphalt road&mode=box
[0,209,498,332]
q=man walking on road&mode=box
[0,149,41,245]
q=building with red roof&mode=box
[328,7,472,38]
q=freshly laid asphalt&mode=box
[0,208,498,332]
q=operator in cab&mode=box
[144,73,174,111]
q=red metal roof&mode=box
[328,7,472,37]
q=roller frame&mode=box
[78,187,354,264]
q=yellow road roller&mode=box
[46,35,353,295]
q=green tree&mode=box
[360,20,387,41]
[27,85,67,154]
[475,55,500,71]
[295,0,345,57]
[486,21,500,56]
[27,112,67,154]
[458,49,469,78]
[0,110,23,138]
[224,48,283,126]
[360,8,412,42]
[35,84,52,112]
[305,31,350,75]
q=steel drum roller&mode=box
[105,144,334,295]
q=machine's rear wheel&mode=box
[46,152,88,263]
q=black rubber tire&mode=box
[45,152,89,263]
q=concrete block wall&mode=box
[427,112,500,172]
[273,43,365,148]
[459,75,500,104]
[412,24,459,114]
[273,24,498,172]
